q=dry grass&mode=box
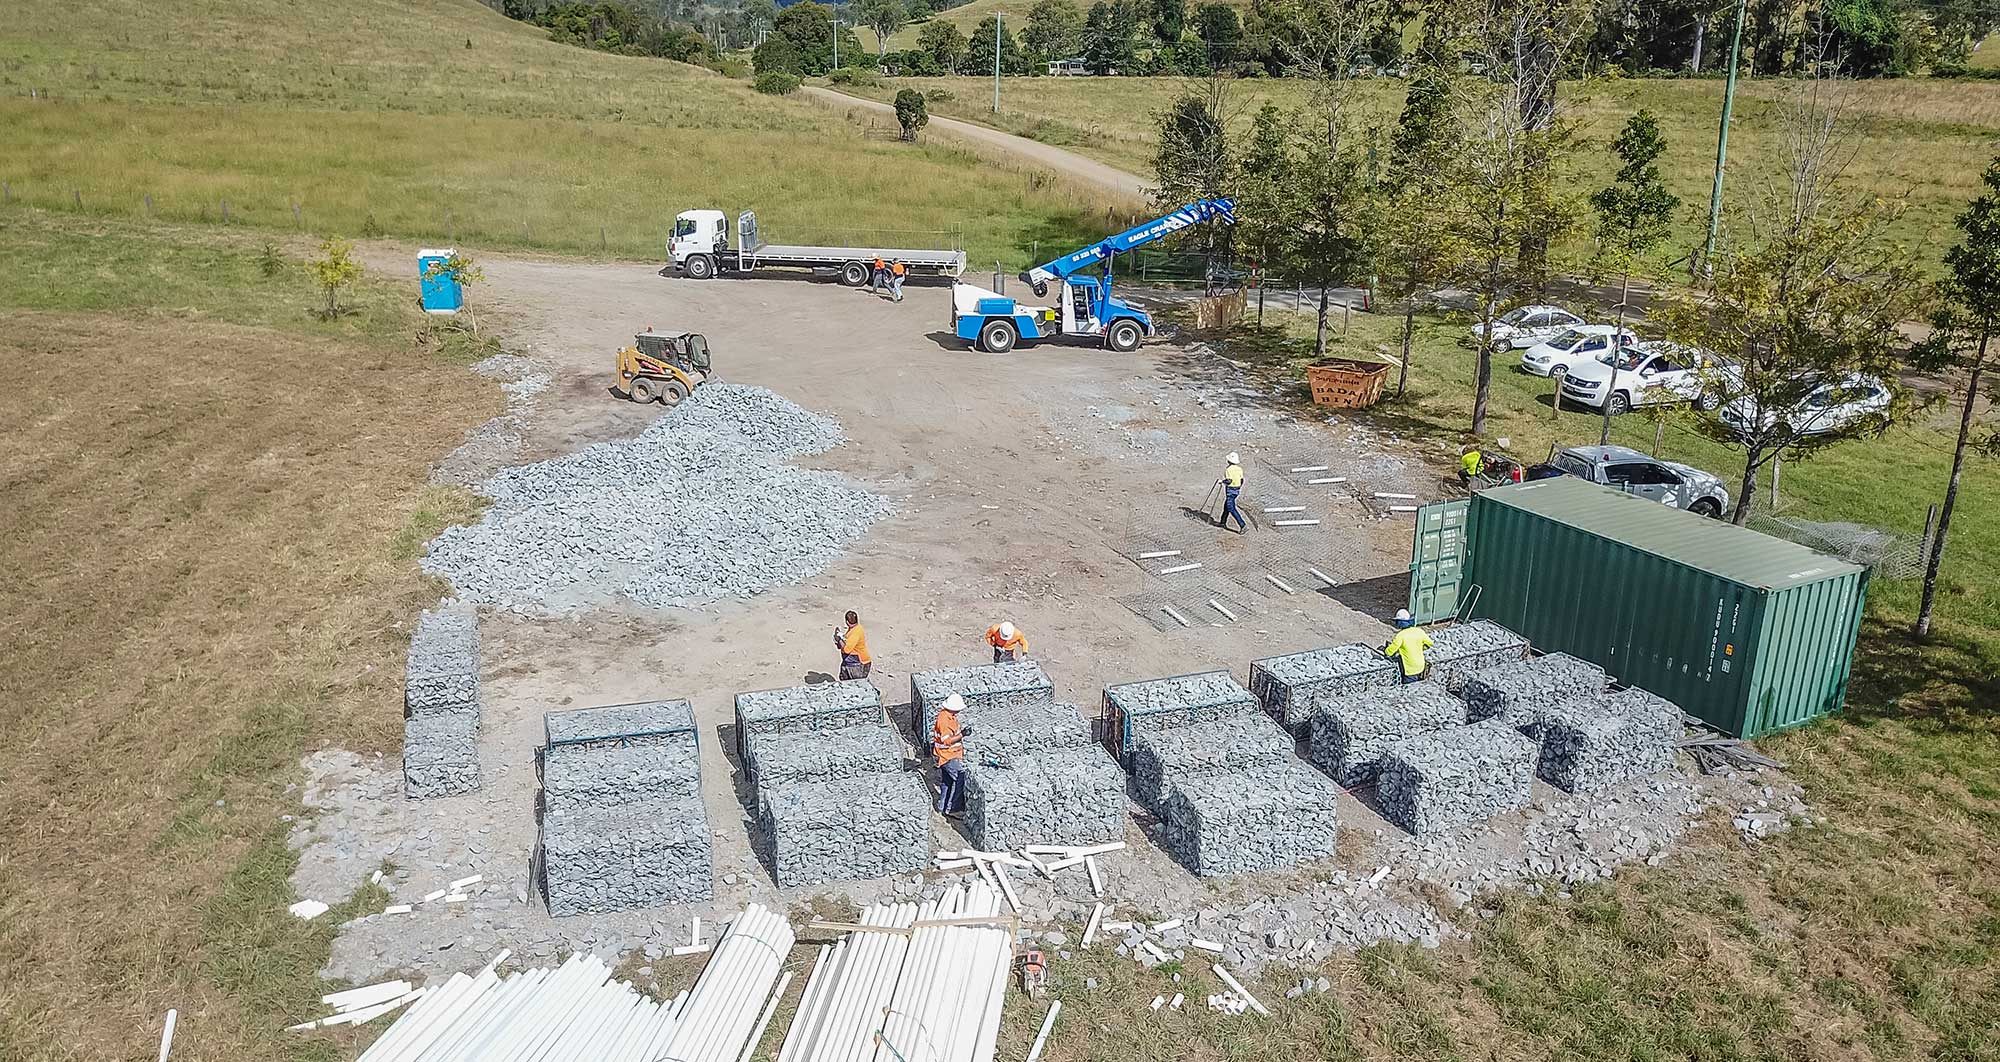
[0,213,499,1061]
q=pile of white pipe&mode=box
[779,882,1013,1062]
[351,951,687,1062]
[347,903,796,1062]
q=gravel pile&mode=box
[760,771,931,887]
[402,606,481,799]
[540,701,699,812]
[910,662,1052,746]
[1462,654,1608,738]
[1535,700,1676,793]
[422,384,891,613]
[733,681,885,777]
[960,699,1094,766]
[1425,620,1531,690]
[963,745,1126,851]
[1249,644,1399,734]
[1128,712,1293,811]
[536,699,711,915]
[1602,687,1687,742]
[748,724,908,787]
[539,797,712,916]
[1307,684,1467,787]
[1105,671,1260,755]
[1377,720,1538,835]
[1161,757,1340,876]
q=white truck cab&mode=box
[669,210,730,275]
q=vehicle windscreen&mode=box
[673,218,697,237]
[1499,308,1531,324]
[1547,329,1587,350]
[1554,453,1594,478]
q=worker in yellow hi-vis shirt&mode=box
[1383,608,1434,684]
[1218,451,1247,533]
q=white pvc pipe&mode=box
[736,970,792,1062]
[1025,1001,1061,1062]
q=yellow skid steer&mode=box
[615,330,713,404]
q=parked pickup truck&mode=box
[1526,444,1729,517]
[1560,343,1732,414]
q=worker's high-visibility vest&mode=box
[890,262,907,277]
[932,711,965,766]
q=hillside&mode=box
[0,0,1112,266]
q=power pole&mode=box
[993,14,1002,113]
[1700,0,1749,278]
[832,15,839,71]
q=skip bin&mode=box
[1438,477,1867,738]
[1304,358,1390,409]
[418,248,463,314]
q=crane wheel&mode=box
[628,377,660,404]
[1106,320,1142,352]
[980,319,1017,354]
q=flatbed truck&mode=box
[665,209,967,285]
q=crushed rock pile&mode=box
[423,384,892,613]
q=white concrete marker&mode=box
[1100,920,1132,932]
[370,870,384,885]
[1373,492,1417,499]
[288,899,328,920]
[1191,938,1225,953]
[443,894,468,904]
[1368,865,1391,885]
[322,979,410,1011]
[1263,573,1297,594]
[421,889,447,903]
[1308,566,1337,586]
[1262,506,1305,513]
[690,916,703,945]
[1159,562,1202,575]
[671,943,712,957]
[1152,918,1183,933]
[1138,550,1181,560]
[157,1009,177,1062]
[1390,505,1420,513]
[382,904,413,915]
[1140,941,1169,962]
[1170,993,1185,1009]
[449,874,482,890]
[1207,599,1238,622]
[994,862,1023,913]
[1161,605,1192,628]
[1308,476,1347,484]
[1082,902,1105,947]
[1069,841,1126,857]
[1289,465,1329,473]
[1272,519,1321,527]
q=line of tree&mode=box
[495,0,714,62]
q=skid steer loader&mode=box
[614,330,713,404]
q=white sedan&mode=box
[1518,325,1639,378]
[1470,304,1585,352]
[1719,374,1893,439]
[1560,343,1732,414]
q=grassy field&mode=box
[840,74,2000,260]
[0,0,1111,269]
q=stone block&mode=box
[760,771,931,887]
[1104,671,1259,754]
[1160,758,1339,876]
[405,605,480,717]
[733,680,884,777]
[747,723,908,787]
[540,796,713,916]
[1376,720,1537,835]
[403,711,479,798]
[910,662,1053,744]
[541,700,699,811]
[963,745,1125,851]
[1424,620,1531,690]
[1248,644,1399,733]
[1127,711,1293,811]
[960,698,1094,766]
[1306,683,1467,786]
[1461,653,1608,737]
[1536,700,1674,793]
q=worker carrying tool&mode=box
[986,621,1028,663]
[1382,609,1434,684]
[1217,452,1247,533]
[932,693,972,817]
[888,259,908,302]
[835,610,872,680]
[870,256,887,294]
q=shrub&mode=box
[753,34,803,75]
[829,67,879,87]
[893,88,929,141]
[925,88,954,102]
[755,71,801,95]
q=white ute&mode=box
[1518,324,1639,378]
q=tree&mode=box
[309,238,364,319]
[1912,155,2000,636]
[1193,3,1243,66]
[856,0,908,54]
[1152,83,1236,281]
[1588,109,1679,443]
[1084,0,1137,72]
[1657,81,1929,525]
[774,1,861,73]
[422,251,487,333]
[1024,0,1085,60]
[967,15,1030,74]
[894,87,931,140]
[1381,9,1460,398]
[918,19,971,71]
[1235,103,1297,326]
[1151,0,1187,43]
[753,31,803,74]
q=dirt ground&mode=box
[297,255,1793,992]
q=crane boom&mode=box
[1022,198,1237,288]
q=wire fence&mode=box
[1751,510,1933,580]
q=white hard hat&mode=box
[942,693,966,714]
[1395,609,1412,622]
[999,621,1015,640]
[1226,451,1240,464]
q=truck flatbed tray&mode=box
[749,245,966,269]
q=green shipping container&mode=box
[1410,477,1868,738]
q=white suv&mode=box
[1470,304,1585,352]
[1519,325,1639,378]
[1561,343,1730,414]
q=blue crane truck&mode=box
[949,198,1236,354]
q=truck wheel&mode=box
[1690,498,1722,519]
[1607,392,1631,416]
[1106,320,1142,352]
[628,377,660,404]
[979,319,1017,354]
[841,261,869,286]
[685,254,715,280]
[663,380,691,406]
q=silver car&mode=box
[1534,445,1730,518]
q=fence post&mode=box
[292,202,301,228]
[73,188,82,210]
[1920,503,1938,559]
[600,225,607,252]
[1770,452,1781,509]
[5,181,12,203]
[144,192,153,216]
[220,198,229,223]
[446,208,454,242]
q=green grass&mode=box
[839,74,2000,264]
[0,0,1110,269]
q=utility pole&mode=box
[993,14,1002,113]
[832,14,839,71]
[1700,0,1749,278]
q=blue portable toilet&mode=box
[418,248,463,314]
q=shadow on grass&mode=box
[1844,614,2000,736]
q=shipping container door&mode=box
[1408,499,1470,623]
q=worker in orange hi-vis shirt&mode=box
[985,620,1028,663]
[931,694,971,816]
[834,610,871,680]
